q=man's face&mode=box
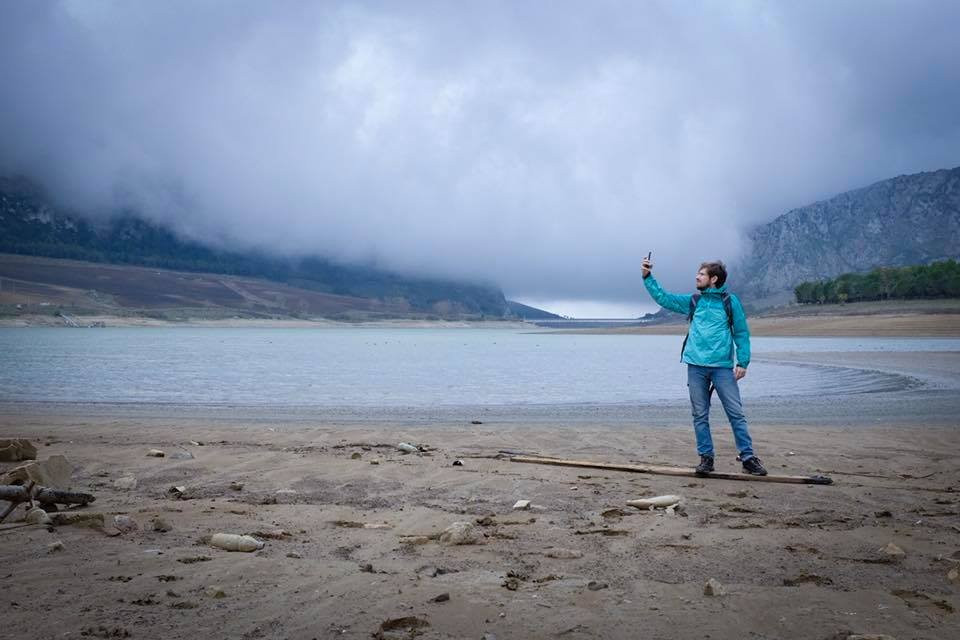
[696,268,717,291]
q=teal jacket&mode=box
[643,274,751,369]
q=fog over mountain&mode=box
[2,1,959,316]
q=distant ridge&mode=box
[740,166,960,302]
[0,176,556,320]
[505,300,562,320]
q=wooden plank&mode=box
[510,456,833,485]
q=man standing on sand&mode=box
[641,256,767,476]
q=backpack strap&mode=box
[686,293,702,322]
[720,292,734,329]
[680,293,701,361]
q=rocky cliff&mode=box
[739,166,960,301]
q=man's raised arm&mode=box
[641,255,691,315]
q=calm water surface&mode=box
[1,328,957,407]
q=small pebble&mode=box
[205,586,226,599]
[704,578,725,596]
[152,516,172,533]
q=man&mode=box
[641,256,767,476]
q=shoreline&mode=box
[3,307,960,336]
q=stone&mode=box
[587,581,608,591]
[543,548,583,559]
[431,593,450,603]
[229,481,244,491]
[512,500,531,510]
[205,586,226,598]
[847,635,897,640]
[627,495,683,511]
[25,507,52,525]
[0,438,37,462]
[880,542,906,557]
[704,578,726,596]
[48,540,65,553]
[114,476,138,491]
[1,455,72,488]
[376,616,430,638]
[146,449,165,458]
[438,521,483,546]
[286,552,303,559]
[350,452,362,459]
[948,566,959,584]
[113,515,139,533]
[151,516,172,532]
[370,459,380,465]
[209,533,264,552]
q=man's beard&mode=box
[696,283,707,291]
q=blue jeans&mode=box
[687,365,755,461]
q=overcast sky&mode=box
[2,1,959,317]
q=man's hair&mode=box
[699,261,727,287]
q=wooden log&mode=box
[0,485,96,505]
[510,456,832,485]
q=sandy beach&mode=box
[2,351,959,640]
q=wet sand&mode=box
[1,352,958,640]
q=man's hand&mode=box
[641,256,652,278]
[734,366,747,381]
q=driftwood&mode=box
[510,455,833,485]
[0,484,96,523]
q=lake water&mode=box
[1,328,958,408]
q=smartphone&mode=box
[646,251,652,261]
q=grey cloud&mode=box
[1,1,959,304]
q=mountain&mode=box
[739,166,960,302]
[0,176,541,320]
[505,300,562,320]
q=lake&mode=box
[2,328,957,408]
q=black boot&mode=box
[741,456,768,476]
[695,455,714,476]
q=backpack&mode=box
[680,291,734,361]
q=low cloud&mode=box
[2,1,958,308]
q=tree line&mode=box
[794,260,960,304]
